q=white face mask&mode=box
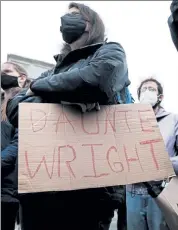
[140,90,158,106]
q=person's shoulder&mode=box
[173,113,178,123]
[98,42,126,58]
[106,41,124,48]
[171,113,178,131]
[167,112,178,125]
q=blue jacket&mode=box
[1,123,18,203]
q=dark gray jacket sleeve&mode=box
[34,68,54,80]
[1,129,18,169]
[30,43,129,100]
[168,0,178,51]
[6,89,43,128]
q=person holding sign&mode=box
[6,2,130,230]
[126,78,178,230]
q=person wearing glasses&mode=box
[126,78,178,230]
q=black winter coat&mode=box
[6,42,129,207]
[30,42,130,104]
[1,121,18,203]
[168,0,178,51]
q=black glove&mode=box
[142,182,163,198]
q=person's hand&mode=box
[86,102,100,112]
[61,101,100,113]
[26,88,34,96]
[76,102,100,113]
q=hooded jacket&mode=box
[127,108,178,194]
[6,42,130,207]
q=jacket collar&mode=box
[53,42,105,64]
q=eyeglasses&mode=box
[140,86,157,93]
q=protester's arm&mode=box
[171,134,178,176]
[170,115,178,175]
[1,129,18,169]
[26,68,55,96]
[168,0,178,51]
[30,43,129,102]
[170,156,178,175]
[34,68,54,81]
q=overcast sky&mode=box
[1,1,178,112]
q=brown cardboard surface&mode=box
[156,177,178,230]
[18,103,175,193]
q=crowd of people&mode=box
[1,1,178,230]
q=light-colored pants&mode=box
[126,191,169,230]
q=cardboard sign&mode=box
[18,103,174,193]
[155,177,178,230]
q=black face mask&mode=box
[1,73,19,90]
[60,13,86,44]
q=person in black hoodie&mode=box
[1,62,31,230]
[168,0,178,51]
[6,2,130,230]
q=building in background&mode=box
[7,54,55,79]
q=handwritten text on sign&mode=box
[18,103,174,193]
